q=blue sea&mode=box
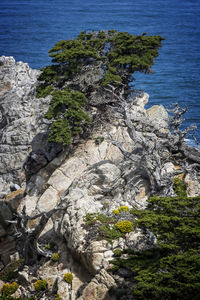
[0,0,200,142]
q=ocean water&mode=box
[0,0,200,140]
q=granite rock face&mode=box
[18,91,166,299]
[0,56,50,195]
[2,57,200,300]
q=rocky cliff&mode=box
[0,57,200,300]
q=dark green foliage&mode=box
[95,136,104,145]
[45,88,91,146]
[131,195,200,251]
[111,194,200,300]
[131,249,200,300]
[37,65,61,85]
[102,32,164,86]
[36,84,53,98]
[37,30,163,146]
[173,177,187,197]
[84,213,123,244]
[0,259,24,282]
[99,223,123,244]
[84,212,114,226]
[34,280,48,292]
[113,248,122,257]
[38,30,163,94]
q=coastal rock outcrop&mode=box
[1,57,200,300]
[15,91,168,299]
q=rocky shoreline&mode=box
[0,56,200,299]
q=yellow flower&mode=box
[113,206,130,215]
[1,282,19,296]
[64,273,73,284]
[34,279,48,292]
[113,209,119,215]
[115,220,133,233]
[118,206,129,212]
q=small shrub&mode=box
[113,206,129,215]
[112,209,120,215]
[173,177,187,197]
[1,282,19,296]
[113,248,122,257]
[109,265,120,273]
[64,273,73,284]
[45,243,51,250]
[84,212,122,243]
[95,136,104,145]
[0,259,24,281]
[115,220,133,233]
[98,224,123,244]
[84,213,114,227]
[36,84,53,98]
[44,88,91,146]
[34,280,48,292]
[54,294,62,300]
[51,253,59,262]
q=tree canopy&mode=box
[36,30,164,145]
[111,180,200,300]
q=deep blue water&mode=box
[0,0,200,141]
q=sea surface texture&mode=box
[0,0,200,141]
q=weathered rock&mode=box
[80,269,116,300]
[3,188,24,212]
[18,92,158,287]
[3,57,200,300]
[185,173,200,197]
[146,105,169,130]
[18,270,30,286]
[0,56,50,193]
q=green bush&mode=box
[0,259,24,282]
[44,243,51,249]
[1,282,18,296]
[45,30,163,88]
[37,30,163,146]
[115,220,133,233]
[84,212,122,243]
[111,194,200,300]
[36,84,53,98]
[113,248,122,257]
[64,273,73,284]
[173,177,187,197]
[34,279,48,292]
[51,253,59,262]
[113,206,130,215]
[45,88,91,146]
[95,136,104,145]
[54,294,62,300]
